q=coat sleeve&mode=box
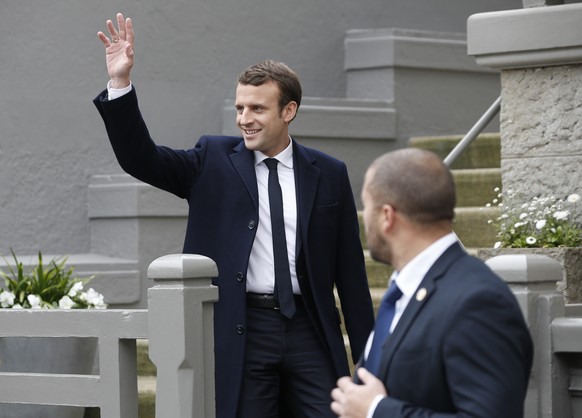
[333,163,375,363]
[93,87,203,199]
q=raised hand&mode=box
[97,13,134,89]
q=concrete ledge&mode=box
[485,254,563,284]
[553,317,582,353]
[344,28,493,74]
[88,174,188,218]
[468,3,582,69]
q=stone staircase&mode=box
[85,133,501,417]
[364,132,501,294]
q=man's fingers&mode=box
[125,17,134,45]
[116,13,126,39]
[97,31,110,46]
[330,400,343,416]
[106,19,118,39]
[336,376,354,391]
[357,367,374,384]
[100,14,133,47]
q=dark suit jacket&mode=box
[94,87,375,418]
[360,242,533,417]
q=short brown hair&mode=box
[238,60,302,114]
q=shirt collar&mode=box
[254,137,294,169]
[394,232,458,298]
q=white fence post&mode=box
[487,254,571,418]
[147,254,219,418]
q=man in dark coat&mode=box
[95,13,374,418]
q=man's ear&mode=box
[282,101,298,123]
[381,204,397,233]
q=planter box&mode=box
[477,247,582,303]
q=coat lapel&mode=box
[292,140,319,254]
[229,141,259,210]
[375,242,467,380]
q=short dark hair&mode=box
[238,60,302,114]
[367,148,456,224]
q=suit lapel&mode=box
[229,141,259,210]
[375,242,467,380]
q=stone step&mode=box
[409,133,501,169]
[137,339,156,377]
[452,168,500,207]
[359,206,499,251]
[453,206,499,249]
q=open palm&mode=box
[97,13,134,87]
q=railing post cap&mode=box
[486,253,563,283]
[147,253,218,280]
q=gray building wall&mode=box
[0,0,520,256]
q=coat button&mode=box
[236,325,245,334]
[248,220,256,229]
[236,272,245,282]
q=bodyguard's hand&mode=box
[97,13,134,89]
[330,368,388,417]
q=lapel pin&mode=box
[416,287,427,301]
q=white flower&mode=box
[567,193,580,203]
[526,236,537,245]
[494,241,502,249]
[0,291,15,308]
[83,288,106,309]
[27,294,43,309]
[68,281,84,298]
[494,187,500,192]
[11,303,23,310]
[535,220,547,230]
[553,210,570,220]
[58,295,76,309]
[519,213,528,220]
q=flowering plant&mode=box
[0,250,107,309]
[485,188,582,249]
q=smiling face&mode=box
[235,80,297,157]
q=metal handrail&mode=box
[443,96,501,167]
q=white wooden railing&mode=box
[0,254,218,418]
[0,253,580,417]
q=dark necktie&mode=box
[365,281,403,375]
[264,158,296,319]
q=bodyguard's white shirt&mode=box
[107,82,300,294]
[365,232,459,418]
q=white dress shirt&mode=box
[246,144,299,294]
[107,81,132,100]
